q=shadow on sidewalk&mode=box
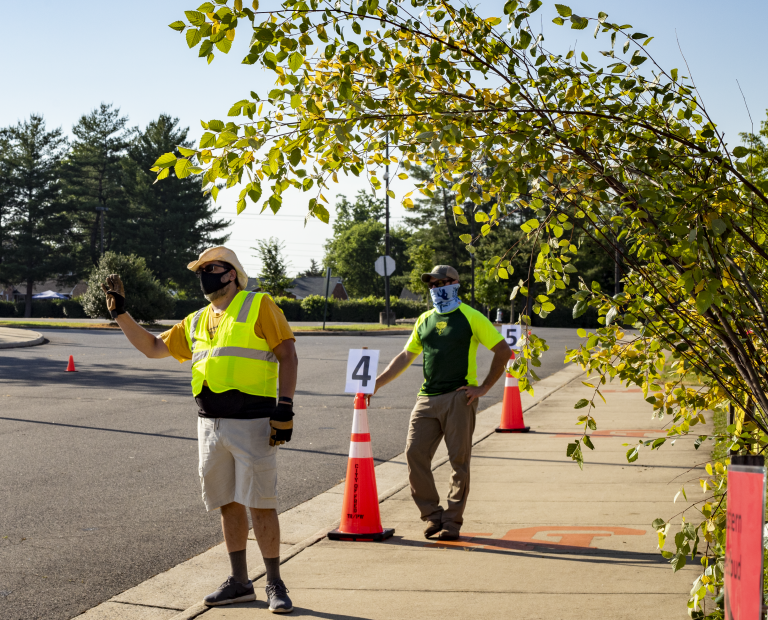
[384,534,669,567]
[224,600,372,619]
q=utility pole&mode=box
[384,133,391,327]
[95,206,109,255]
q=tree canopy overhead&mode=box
[161,2,768,614]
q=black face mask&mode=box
[199,270,233,295]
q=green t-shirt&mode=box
[404,303,505,396]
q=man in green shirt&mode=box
[371,265,511,541]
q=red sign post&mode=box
[725,455,766,620]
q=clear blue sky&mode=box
[4,1,766,275]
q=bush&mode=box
[0,301,17,317]
[300,295,328,321]
[173,298,208,320]
[59,298,87,318]
[273,296,302,321]
[81,252,174,322]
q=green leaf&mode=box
[626,447,639,463]
[695,289,714,314]
[178,146,197,157]
[338,79,353,100]
[211,186,219,202]
[611,64,627,73]
[199,132,215,148]
[651,518,666,530]
[552,17,564,25]
[577,328,586,338]
[526,0,542,13]
[573,299,588,318]
[174,158,192,178]
[288,52,304,72]
[197,2,215,11]
[574,398,589,409]
[168,21,186,32]
[215,37,232,53]
[313,203,330,223]
[186,28,202,48]
[498,268,509,279]
[459,234,472,243]
[542,302,555,312]
[570,15,588,30]
[711,219,727,235]
[184,10,207,26]
[732,146,749,158]
[155,167,170,183]
[554,4,572,17]
[199,39,213,57]
[503,0,518,15]
[152,152,177,169]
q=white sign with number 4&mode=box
[345,349,380,394]
[502,325,522,350]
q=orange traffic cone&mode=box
[328,393,394,542]
[496,352,529,433]
[66,355,77,372]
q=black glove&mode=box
[269,400,294,446]
[100,274,126,319]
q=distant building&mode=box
[286,276,348,300]
[399,287,422,302]
[4,280,87,302]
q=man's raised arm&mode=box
[103,274,171,359]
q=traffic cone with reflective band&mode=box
[66,355,77,372]
[328,393,394,542]
[496,352,529,433]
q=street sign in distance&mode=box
[374,255,396,277]
[501,324,522,350]
[345,349,380,394]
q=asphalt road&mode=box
[0,326,582,620]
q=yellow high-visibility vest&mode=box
[184,291,278,398]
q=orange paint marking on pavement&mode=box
[427,526,646,553]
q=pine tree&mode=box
[63,103,130,269]
[120,115,230,296]
[253,237,293,296]
[0,115,74,317]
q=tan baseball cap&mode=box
[187,246,249,290]
[421,265,460,283]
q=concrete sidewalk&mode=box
[0,326,44,349]
[78,367,700,619]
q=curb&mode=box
[165,365,584,620]
[0,330,45,349]
[293,329,412,337]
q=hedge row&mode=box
[0,299,87,318]
[1,295,599,328]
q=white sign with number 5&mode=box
[345,349,380,394]
[501,325,522,350]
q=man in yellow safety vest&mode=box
[104,246,297,613]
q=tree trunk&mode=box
[25,279,33,318]
[441,190,459,267]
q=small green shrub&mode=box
[300,295,328,321]
[273,296,302,321]
[81,252,174,322]
[0,301,17,317]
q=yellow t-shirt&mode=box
[159,294,295,363]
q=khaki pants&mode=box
[404,390,478,531]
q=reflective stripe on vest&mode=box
[184,291,278,398]
[191,346,278,365]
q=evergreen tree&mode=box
[253,237,293,295]
[297,258,323,277]
[0,115,74,317]
[63,103,130,269]
[120,115,230,296]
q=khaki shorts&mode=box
[197,417,278,511]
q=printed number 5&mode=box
[506,328,517,347]
[352,355,371,386]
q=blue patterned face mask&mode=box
[430,282,461,313]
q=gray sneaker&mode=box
[266,579,293,613]
[203,576,256,606]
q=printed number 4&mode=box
[352,355,371,387]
